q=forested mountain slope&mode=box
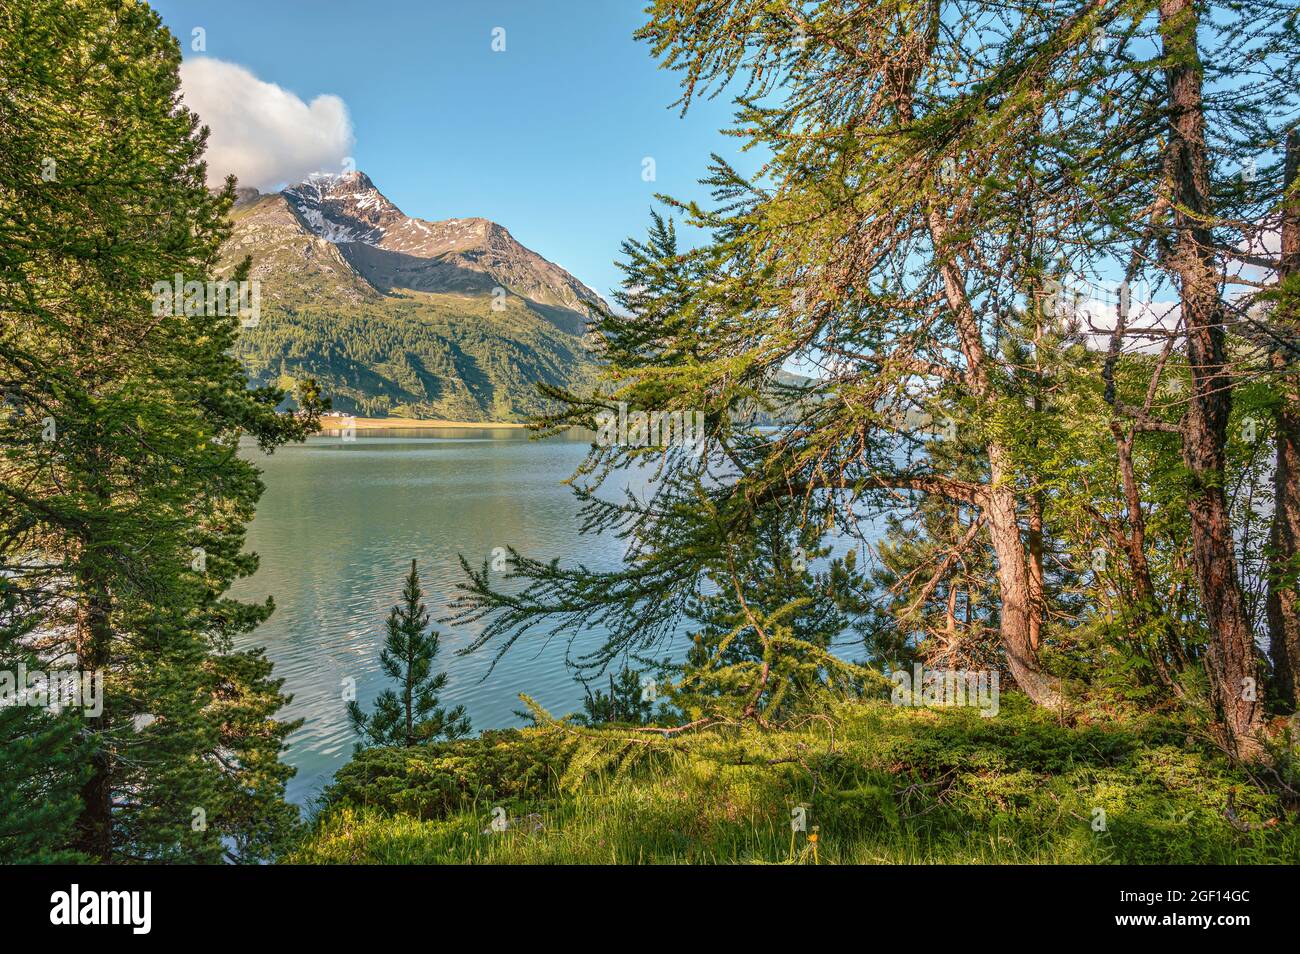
[221,172,603,421]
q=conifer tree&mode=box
[1,0,324,860]
[451,1,1299,761]
[0,579,88,863]
[669,508,875,723]
[1267,132,1300,708]
[349,560,470,748]
[572,666,658,727]
[1022,0,1299,752]
[864,500,1002,676]
[450,5,1090,712]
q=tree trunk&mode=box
[924,207,1062,707]
[1027,490,1045,652]
[73,569,113,862]
[405,679,414,747]
[1114,419,1189,691]
[1160,0,1263,757]
[986,453,1062,708]
[887,12,1060,708]
[1268,129,1300,708]
[944,579,958,640]
[920,208,1063,707]
[1028,328,1046,652]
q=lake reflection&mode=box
[232,429,680,805]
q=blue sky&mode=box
[150,0,752,301]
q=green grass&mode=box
[287,697,1300,864]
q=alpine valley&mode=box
[220,171,606,422]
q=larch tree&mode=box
[452,1,1298,762]
[452,1,1097,711]
[1040,0,1300,754]
[1267,131,1300,708]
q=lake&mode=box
[232,429,683,806]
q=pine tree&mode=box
[0,577,88,863]
[572,666,657,727]
[865,501,1002,676]
[349,560,470,748]
[0,0,325,861]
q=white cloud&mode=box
[179,58,354,192]
[1074,298,1182,354]
[1052,276,1181,354]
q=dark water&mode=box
[231,429,677,806]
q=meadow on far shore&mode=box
[318,414,526,430]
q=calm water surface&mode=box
[232,429,681,805]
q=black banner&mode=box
[0,864,1280,941]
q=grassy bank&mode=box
[288,697,1299,864]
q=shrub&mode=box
[321,728,573,820]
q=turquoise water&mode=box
[232,429,680,805]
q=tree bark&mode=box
[1159,0,1264,757]
[985,454,1062,708]
[1027,483,1045,652]
[1110,418,1188,691]
[930,210,1061,708]
[1027,341,1046,653]
[1268,130,1300,708]
[73,566,113,862]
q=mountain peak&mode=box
[221,169,606,422]
[283,172,519,255]
[284,170,404,244]
[278,170,607,315]
[300,169,378,193]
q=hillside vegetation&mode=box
[233,290,600,422]
[221,184,604,422]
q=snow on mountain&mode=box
[277,170,607,317]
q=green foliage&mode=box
[0,0,321,862]
[669,507,882,722]
[6,0,1299,866]
[572,666,661,727]
[452,0,1300,768]
[320,728,573,821]
[230,282,600,423]
[0,609,89,863]
[348,559,470,748]
[291,700,1300,864]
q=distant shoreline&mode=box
[318,415,526,430]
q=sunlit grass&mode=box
[288,699,1300,865]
